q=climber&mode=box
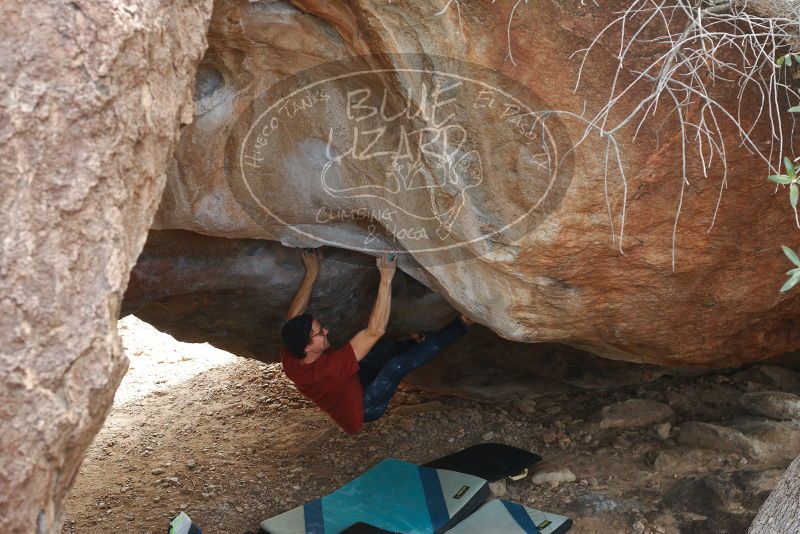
[279,248,472,434]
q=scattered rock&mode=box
[489,479,507,498]
[654,422,671,440]
[662,475,732,515]
[677,421,762,459]
[514,397,537,414]
[391,401,447,416]
[729,469,784,502]
[397,418,415,433]
[739,391,800,420]
[588,399,674,430]
[664,391,692,413]
[531,467,576,486]
[661,474,754,533]
[543,431,557,444]
[755,365,800,392]
[612,436,632,450]
[653,451,678,471]
[730,417,800,464]
[151,468,164,475]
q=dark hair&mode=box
[280,313,313,358]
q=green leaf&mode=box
[782,245,800,267]
[785,156,796,179]
[786,267,800,275]
[769,174,793,184]
[780,273,800,292]
[790,183,798,208]
[794,54,800,64]
[777,55,786,66]
[787,55,793,66]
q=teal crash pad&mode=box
[259,458,489,534]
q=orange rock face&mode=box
[152,0,800,366]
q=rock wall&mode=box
[0,1,212,532]
[145,0,800,366]
[123,230,455,360]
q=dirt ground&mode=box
[62,317,799,534]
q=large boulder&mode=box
[0,1,212,532]
[126,230,701,397]
[144,0,800,366]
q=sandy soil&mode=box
[62,317,797,534]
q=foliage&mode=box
[768,157,799,223]
[776,52,800,292]
[782,245,800,292]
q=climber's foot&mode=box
[410,331,427,344]
[458,313,474,327]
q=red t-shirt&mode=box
[281,342,364,434]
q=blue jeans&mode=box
[361,316,469,422]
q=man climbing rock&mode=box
[280,248,472,434]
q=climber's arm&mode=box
[349,255,396,361]
[285,249,322,321]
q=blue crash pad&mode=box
[260,458,488,534]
